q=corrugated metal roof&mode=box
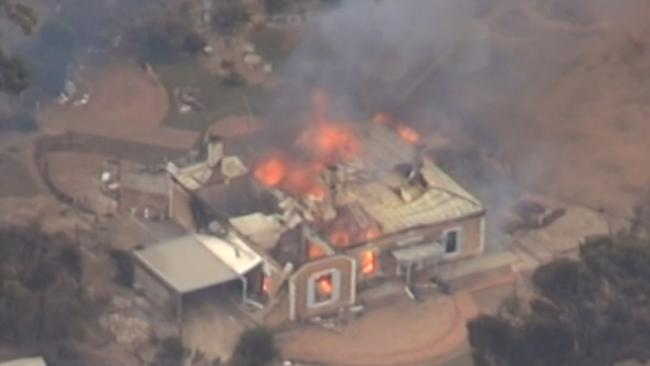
[343,125,483,234]
[0,358,47,366]
[133,233,262,294]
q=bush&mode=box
[230,328,278,366]
[183,33,207,55]
[142,32,176,65]
[212,3,250,35]
[160,336,185,362]
[110,249,134,288]
[0,112,38,132]
[222,70,245,87]
[60,245,82,282]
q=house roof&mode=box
[341,125,484,234]
[197,175,278,217]
[166,161,213,191]
[0,358,47,366]
[133,233,262,294]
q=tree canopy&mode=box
[230,328,278,366]
[0,226,98,343]
[0,0,38,95]
[467,233,650,366]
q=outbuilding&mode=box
[133,233,263,316]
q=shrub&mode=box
[110,249,134,288]
[230,328,278,366]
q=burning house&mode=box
[132,105,485,323]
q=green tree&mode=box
[467,233,650,366]
[0,0,37,95]
[230,328,278,366]
[212,0,249,36]
[0,226,98,343]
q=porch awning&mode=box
[392,242,444,263]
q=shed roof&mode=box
[133,233,262,294]
[0,358,47,366]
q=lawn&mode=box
[155,56,270,133]
[155,27,296,133]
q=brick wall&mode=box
[345,213,486,280]
[289,256,356,321]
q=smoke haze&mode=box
[265,0,650,249]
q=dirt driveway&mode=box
[277,291,477,366]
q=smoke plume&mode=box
[264,0,649,249]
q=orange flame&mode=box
[308,243,326,259]
[254,91,366,201]
[312,124,360,161]
[365,227,382,240]
[284,162,328,201]
[360,250,377,275]
[262,275,271,293]
[396,124,421,144]
[329,227,352,248]
[307,184,327,201]
[317,275,333,296]
[254,156,288,187]
[397,124,420,144]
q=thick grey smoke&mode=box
[268,0,479,122]
[265,0,647,250]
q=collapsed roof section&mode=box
[235,123,484,252]
[336,124,483,234]
[169,122,484,262]
[206,125,484,262]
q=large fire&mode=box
[256,158,329,201]
[254,92,362,200]
[253,92,422,212]
[254,156,288,187]
[312,123,360,161]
